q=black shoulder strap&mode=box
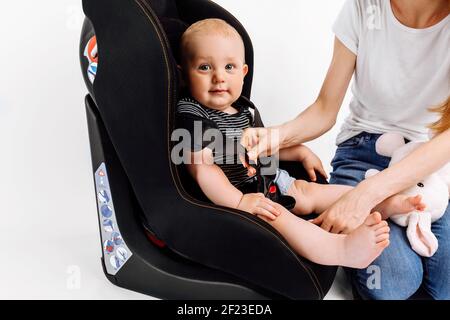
[175,112,219,152]
[237,96,265,128]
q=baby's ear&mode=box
[243,64,249,77]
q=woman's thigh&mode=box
[330,132,424,299]
[329,133,391,186]
[423,202,450,300]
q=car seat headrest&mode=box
[159,17,188,65]
[146,0,179,18]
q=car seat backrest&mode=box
[146,0,179,18]
[81,0,254,243]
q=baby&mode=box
[175,18,425,268]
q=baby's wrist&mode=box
[296,145,309,161]
[235,192,245,209]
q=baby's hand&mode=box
[237,193,280,220]
[298,146,328,182]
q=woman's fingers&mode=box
[320,220,333,232]
[330,223,345,234]
[240,130,250,150]
[241,128,259,149]
[251,132,258,149]
[312,211,334,232]
[241,128,279,161]
[248,143,261,161]
[248,131,270,160]
[310,208,349,234]
[309,211,325,224]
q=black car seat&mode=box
[80,0,337,299]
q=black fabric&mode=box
[81,0,336,299]
[146,0,179,18]
[159,17,188,64]
[175,113,219,151]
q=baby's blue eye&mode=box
[198,65,211,71]
[225,64,235,70]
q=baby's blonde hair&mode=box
[428,97,450,135]
[180,18,244,64]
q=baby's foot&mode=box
[379,194,426,219]
[341,212,390,269]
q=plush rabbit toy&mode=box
[365,132,450,257]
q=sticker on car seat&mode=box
[84,36,98,84]
[95,163,132,275]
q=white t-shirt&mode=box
[333,0,449,145]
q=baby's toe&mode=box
[365,212,382,226]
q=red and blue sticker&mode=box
[84,36,98,84]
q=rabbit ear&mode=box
[375,132,405,157]
[406,212,438,257]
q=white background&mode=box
[0,0,353,299]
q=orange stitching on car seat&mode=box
[135,0,323,299]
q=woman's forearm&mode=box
[278,99,337,149]
[278,38,356,149]
[360,128,450,205]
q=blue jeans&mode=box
[330,132,450,300]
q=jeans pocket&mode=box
[337,135,363,149]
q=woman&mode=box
[241,0,449,299]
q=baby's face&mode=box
[184,34,248,112]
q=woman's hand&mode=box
[237,193,281,221]
[310,186,375,234]
[240,126,283,161]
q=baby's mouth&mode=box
[209,89,228,94]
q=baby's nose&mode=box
[212,70,225,83]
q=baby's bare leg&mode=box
[374,194,425,220]
[287,180,352,215]
[287,180,426,218]
[259,206,390,268]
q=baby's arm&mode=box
[278,145,328,181]
[186,148,280,220]
[278,145,306,161]
[186,148,243,209]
